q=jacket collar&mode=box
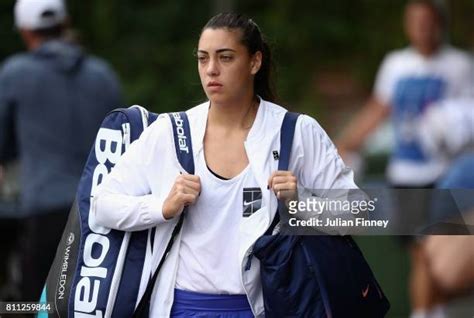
[190,97,273,153]
[187,97,281,211]
[246,97,265,142]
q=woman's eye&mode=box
[220,55,233,62]
[197,56,208,63]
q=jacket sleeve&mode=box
[292,114,358,191]
[290,115,361,235]
[93,115,172,231]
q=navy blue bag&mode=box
[41,106,158,318]
[252,112,390,317]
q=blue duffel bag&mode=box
[252,112,390,318]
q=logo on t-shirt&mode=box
[243,187,262,217]
[392,76,446,161]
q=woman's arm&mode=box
[291,115,362,235]
[295,115,358,191]
[93,116,172,231]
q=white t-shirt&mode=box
[374,46,474,185]
[175,150,262,294]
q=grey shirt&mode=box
[0,39,123,215]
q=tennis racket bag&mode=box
[40,106,158,318]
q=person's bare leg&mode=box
[425,235,474,296]
[409,243,446,315]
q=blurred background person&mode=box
[336,0,473,317]
[0,0,123,301]
[336,0,473,187]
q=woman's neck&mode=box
[208,95,259,131]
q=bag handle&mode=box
[266,111,300,235]
[132,112,194,317]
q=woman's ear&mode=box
[250,51,262,75]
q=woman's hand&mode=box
[268,171,298,203]
[162,174,201,220]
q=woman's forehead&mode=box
[198,28,244,52]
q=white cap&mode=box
[14,0,67,30]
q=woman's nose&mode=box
[206,58,219,76]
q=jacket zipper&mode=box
[240,248,259,317]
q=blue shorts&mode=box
[170,289,254,318]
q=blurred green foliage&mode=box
[1,0,472,116]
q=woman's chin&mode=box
[207,94,229,105]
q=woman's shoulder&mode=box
[298,113,324,132]
[146,101,208,134]
[141,112,174,141]
[261,100,328,139]
[252,99,287,131]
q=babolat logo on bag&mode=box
[172,112,190,154]
[41,106,158,318]
[72,127,121,316]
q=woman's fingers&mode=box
[268,171,297,190]
[163,175,201,219]
[176,174,201,194]
[267,171,298,201]
[178,192,199,206]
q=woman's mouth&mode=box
[207,81,222,87]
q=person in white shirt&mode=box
[337,1,473,317]
[94,13,356,317]
[337,0,473,187]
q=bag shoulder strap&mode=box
[169,112,195,174]
[266,111,301,235]
[132,112,194,317]
[278,111,300,171]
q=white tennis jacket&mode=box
[93,98,357,317]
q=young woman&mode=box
[94,13,357,317]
